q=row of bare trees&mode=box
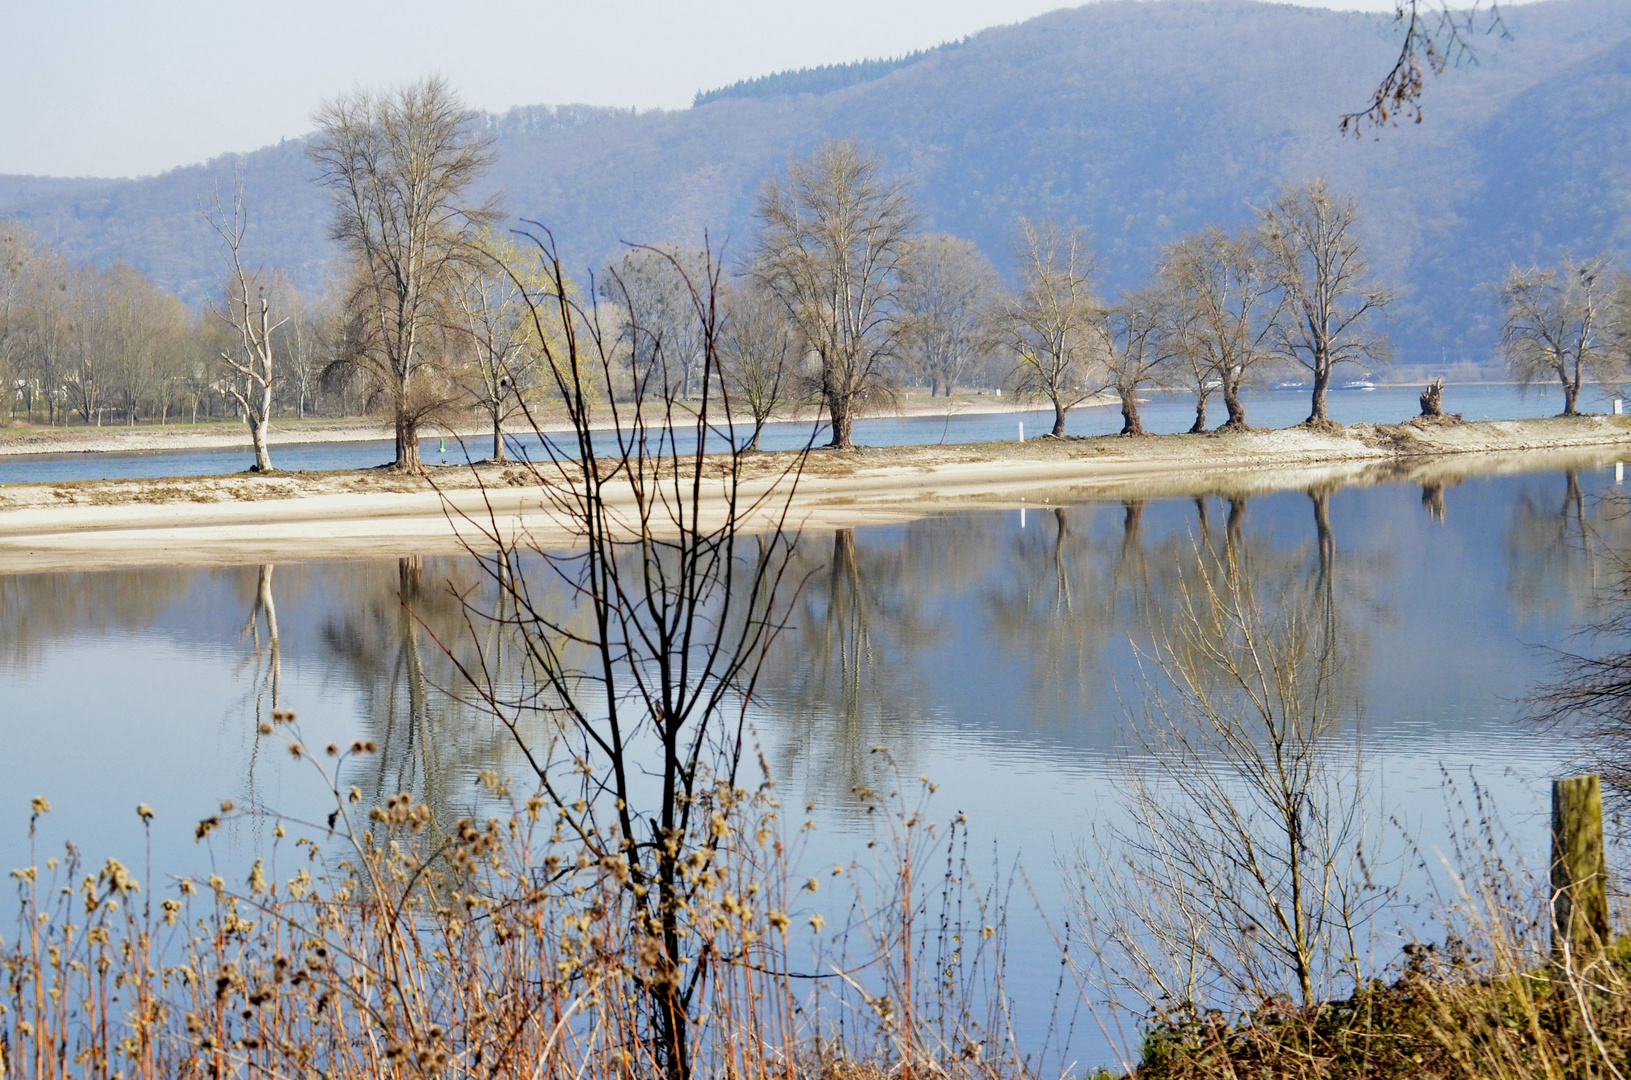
[999,180,1395,438]
[729,142,1398,445]
[0,218,342,430]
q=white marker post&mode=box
[1018,422,1025,442]
[1615,399,1623,415]
[1618,462,1624,485]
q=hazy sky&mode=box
[2,0,1461,179]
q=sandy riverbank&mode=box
[1,415,1627,574]
[0,393,1068,458]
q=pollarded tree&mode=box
[753,139,916,449]
[998,218,1103,438]
[1258,179,1392,425]
[898,233,996,398]
[310,76,498,472]
[1099,287,1173,436]
[1501,257,1619,417]
[1162,226,1280,431]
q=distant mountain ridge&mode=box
[2,0,1629,365]
[692,41,964,106]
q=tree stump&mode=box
[1419,378,1445,417]
[1551,774,1609,962]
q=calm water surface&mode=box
[1,460,1625,1065]
[0,383,1610,485]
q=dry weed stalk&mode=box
[1,734,1047,1080]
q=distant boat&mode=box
[1336,379,1377,391]
[1272,381,1308,391]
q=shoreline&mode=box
[0,394,1094,459]
[0,381,1558,460]
[1,415,1627,575]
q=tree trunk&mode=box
[1308,363,1330,423]
[250,414,272,472]
[827,392,852,449]
[1563,365,1581,417]
[1189,396,1208,434]
[749,420,765,452]
[396,415,423,472]
[492,413,506,463]
[1119,389,1144,436]
[1051,397,1067,438]
[1221,382,1247,429]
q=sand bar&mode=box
[1,416,1628,574]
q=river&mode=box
[1,453,1625,1068]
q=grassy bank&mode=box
[1130,938,1631,1079]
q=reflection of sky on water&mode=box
[0,460,1624,1066]
[0,383,1614,485]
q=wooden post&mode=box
[1551,774,1609,961]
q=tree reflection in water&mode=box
[752,483,1384,813]
[318,555,524,828]
[1523,475,1631,815]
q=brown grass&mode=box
[0,731,1034,1080]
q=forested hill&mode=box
[691,43,963,106]
[3,0,1629,364]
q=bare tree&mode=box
[1258,179,1393,425]
[206,184,282,471]
[310,76,498,471]
[105,264,185,426]
[998,218,1103,438]
[278,287,327,421]
[1099,286,1173,436]
[447,232,809,1080]
[1162,226,1280,431]
[719,280,797,450]
[14,252,74,425]
[1501,257,1619,417]
[449,231,548,462]
[604,245,711,402]
[754,139,915,449]
[1071,541,1377,1025]
[0,221,31,418]
[898,233,996,398]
